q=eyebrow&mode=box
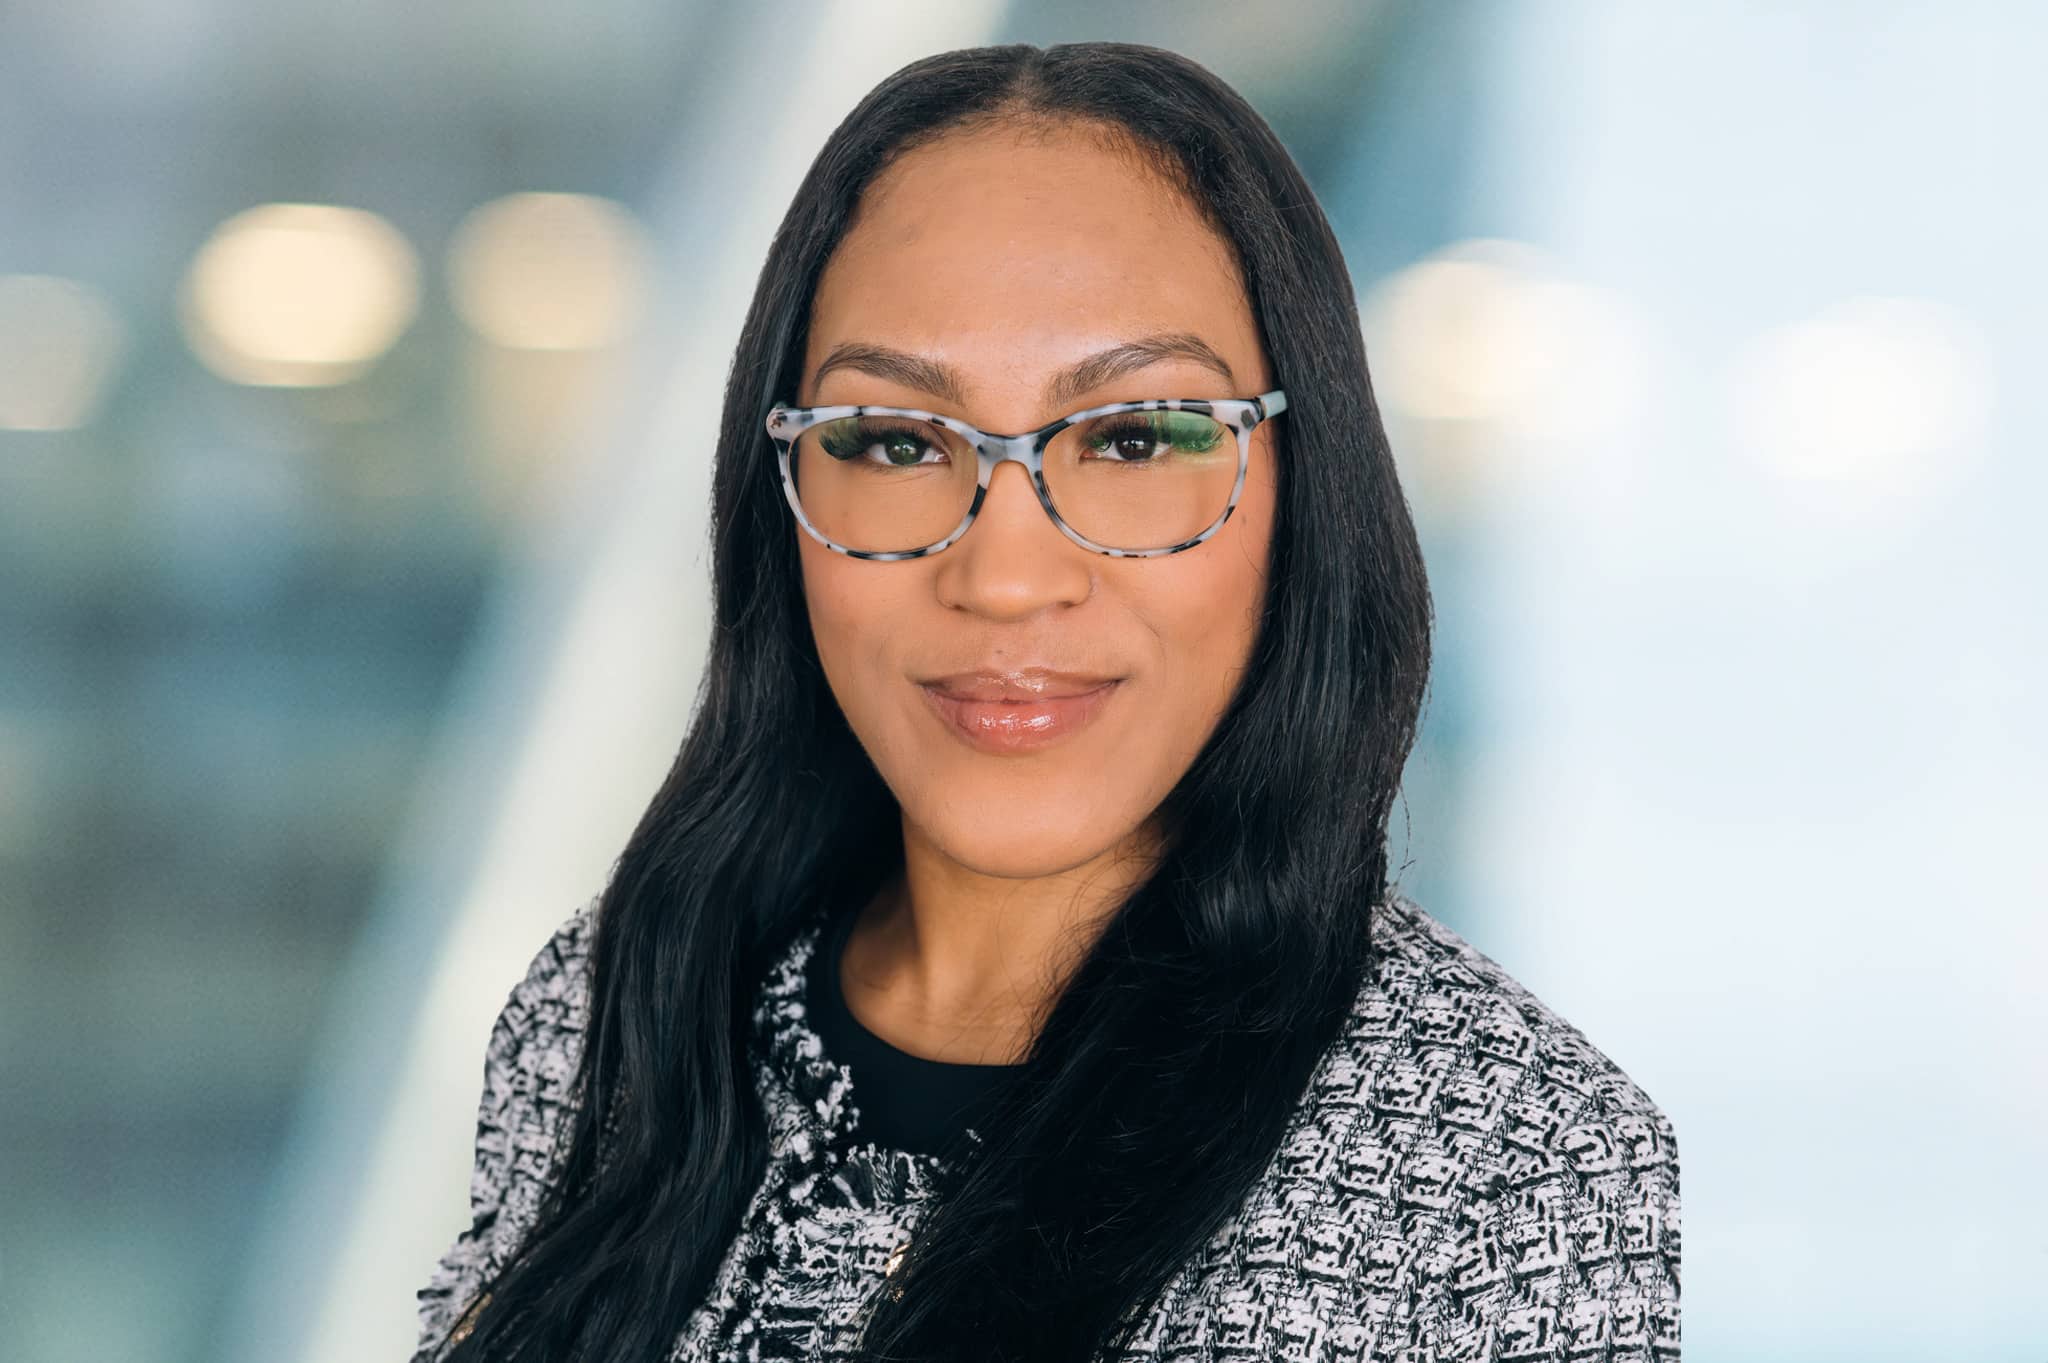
[809,331,1238,412]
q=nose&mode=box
[932,456,1092,619]
[974,449,1049,523]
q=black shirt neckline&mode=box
[803,897,1023,1162]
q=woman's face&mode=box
[796,120,1280,881]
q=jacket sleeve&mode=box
[410,899,597,1362]
[1402,1077,1682,1363]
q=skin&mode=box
[797,117,1280,1066]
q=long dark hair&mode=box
[439,40,1432,1363]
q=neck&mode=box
[837,815,1162,1066]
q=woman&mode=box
[413,40,1679,1363]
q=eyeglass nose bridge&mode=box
[971,428,1059,469]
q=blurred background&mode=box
[1,2,2040,1360]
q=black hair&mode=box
[436,39,1432,1363]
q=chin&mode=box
[908,803,1136,881]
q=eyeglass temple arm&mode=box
[1256,389,1288,421]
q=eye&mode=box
[817,418,949,468]
[1081,410,1228,463]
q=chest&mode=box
[663,1144,1437,1363]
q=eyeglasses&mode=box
[763,390,1288,560]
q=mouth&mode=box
[917,674,1123,755]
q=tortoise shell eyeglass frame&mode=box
[762,390,1290,561]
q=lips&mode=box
[919,668,1122,701]
[916,668,1123,754]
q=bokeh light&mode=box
[446,192,652,351]
[179,203,420,387]
[0,273,127,430]
[1362,238,1650,441]
[1728,294,1992,498]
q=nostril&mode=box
[983,460,1037,492]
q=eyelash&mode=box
[829,420,942,465]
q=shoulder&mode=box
[1155,892,1679,1361]
[413,896,603,1359]
[1358,890,1678,1155]
[1352,892,1680,1356]
[489,895,600,1065]
[462,898,604,1246]
[473,892,602,1182]
[477,895,601,1155]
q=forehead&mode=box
[805,123,1259,404]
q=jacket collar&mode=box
[748,899,956,1209]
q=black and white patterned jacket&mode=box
[412,892,1680,1361]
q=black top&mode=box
[803,899,1022,1161]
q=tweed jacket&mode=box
[412,892,1680,1361]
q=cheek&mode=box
[1099,448,1274,782]
[1173,446,1275,680]
[800,542,901,721]
[1138,540,1269,753]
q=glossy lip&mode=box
[917,669,1124,754]
[918,667,1122,700]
